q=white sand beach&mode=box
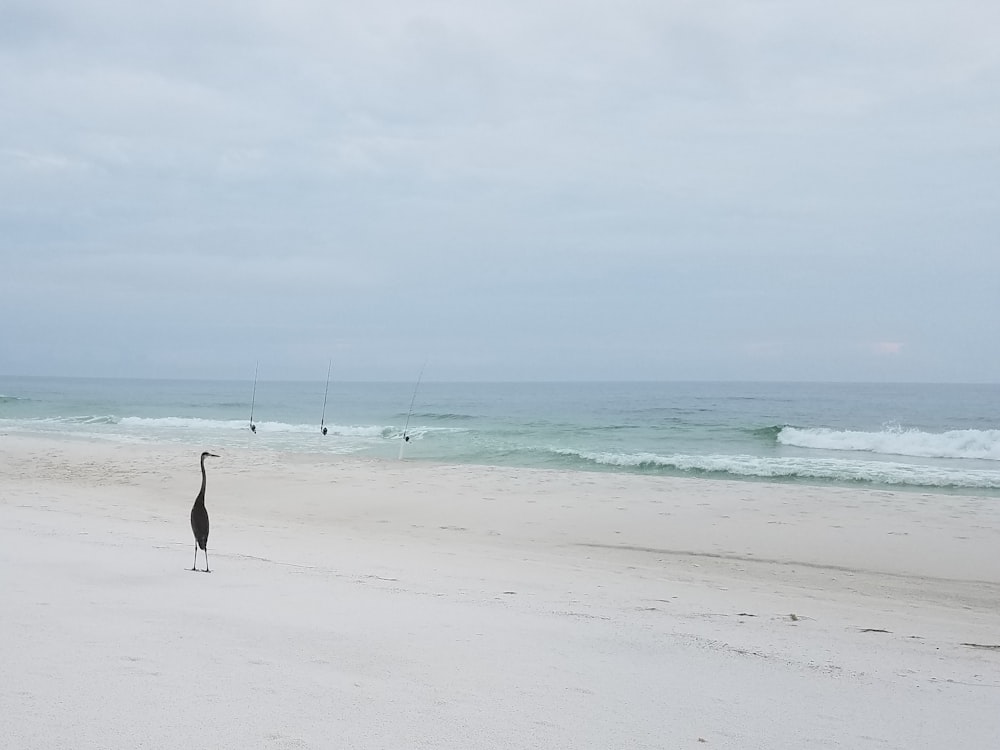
[2,434,999,749]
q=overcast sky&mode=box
[2,1,998,382]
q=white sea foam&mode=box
[777,427,1000,461]
[23,415,120,425]
[120,416,248,430]
[556,449,1000,489]
[118,416,398,437]
[0,412,463,450]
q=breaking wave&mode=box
[20,415,121,425]
[551,448,1000,489]
[777,427,1000,461]
[409,411,477,421]
[119,416,400,438]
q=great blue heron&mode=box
[190,451,219,572]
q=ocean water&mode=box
[2,377,999,494]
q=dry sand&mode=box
[2,434,999,749]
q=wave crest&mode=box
[30,415,120,425]
[551,449,1000,489]
[777,427,1000,461]
[411,412,476,421]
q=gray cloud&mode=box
[2,0,998,381]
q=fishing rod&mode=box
[398,361,425,459]
[320,359,332,436]
[249,361,258,434]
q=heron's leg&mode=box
[204,547,211,573]
[191,543,198,571]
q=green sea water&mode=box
[2,377,999,493]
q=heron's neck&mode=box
[196,459,208,505]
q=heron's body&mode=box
[190,497,209,549]
[190,451,218,572]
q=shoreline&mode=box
[3,433,999,748]
[6,421,1000,501]
[5,431,998,578]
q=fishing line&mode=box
[249,361,258,434]
[320,359,332,435]
[399,361,426,459]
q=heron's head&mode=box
[201,451,220,460]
